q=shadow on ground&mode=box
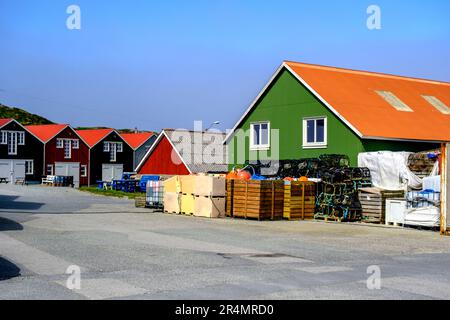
[0,256,21,280]
[0,195,44,211]
[0,216,24,231]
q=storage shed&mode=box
[26,124,89,187]
[0,118,44,183]
[120,132,157,170]
[136,129,228,175]
[76,129,134,185]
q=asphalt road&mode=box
[1,184,450,300]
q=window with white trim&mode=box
[80,165,87,177]
[303,117,327,148]
[56,139,64,148]
[103,142,110,152]
[64,139,72,159]
[47,164,54,175]
[117,142,123,152]
[110,143,117,162]
[72,139,79,149]
[25,160,34,175]
[18,132,25,145]
[1,131,7,144]
[7,132,18,155]
[250,122,270,150]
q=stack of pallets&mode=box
[283,181,316,220]
[359,187,405,224]
[232,180,284,220]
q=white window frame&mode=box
[18,132,25,145]
[72,139,79,149]
[1,131,7,144]
[7,131,18,155]
[80,165,87,177]
[250,122,270,151]
[64,139,72,159]
[25,160,34,175]
[116,142,123,152]
[103,142,110,152]
[110,143,117,162]
[56,139,64,148]
[47,164,54,176]
[302,117,328,149]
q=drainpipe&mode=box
[441,143,448,236]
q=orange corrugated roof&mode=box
[26,124,68,143]
[120,132,155,150]
[0,118,13,128]
[284,61,450,142]
[76,129,114,147]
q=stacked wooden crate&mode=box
[163,176,181,214]
[283,181,316,220]
[193,176,226,218]
[359,187,405,224]
[226,180,234,217]
[232,180,284,220]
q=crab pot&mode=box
[232,180,284,220]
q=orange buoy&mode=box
[299,176,308,182]
[284,177,294,181]
[226,170,238,180]
[237,170,252,180]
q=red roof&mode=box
[119,132,155,149]
[284,61,450,142]
[76,129,114,147]
[26,124,68,143]
[0,118,13,128]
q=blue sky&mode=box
[1,0,449,131]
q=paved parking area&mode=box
[1,184,450,300]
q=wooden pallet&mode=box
[135,196,146,208]
[359,188,405,224]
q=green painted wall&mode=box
[228,68,439,168]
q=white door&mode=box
[102,164,123,182]
[0,159,26,183]
[55,162,80,188]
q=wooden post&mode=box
[301,183,305,220]
[441,143,449,236]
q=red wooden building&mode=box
[26,124,90,187]
[135,129,228,175]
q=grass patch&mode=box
[79,187,145,199]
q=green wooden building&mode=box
[225,61,450,168]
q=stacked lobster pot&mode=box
[315,161,372,222]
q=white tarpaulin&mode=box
[404,207,440,227]
[358,151,422,190]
